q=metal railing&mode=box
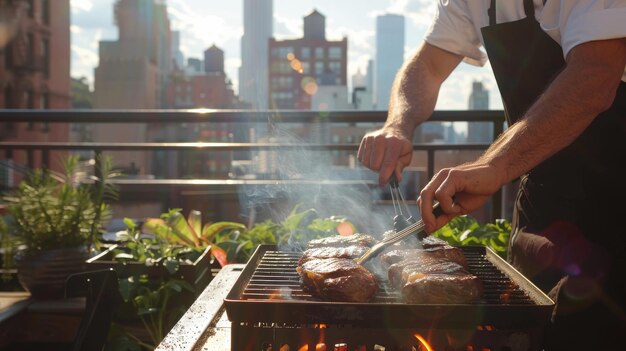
[0,109,506,222]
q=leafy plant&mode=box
[0,155,119,257]
[432,215,511,258]
[142,208,246,267]
[112,274,194,350]
[212,205,355,264]
[103,209,246,350]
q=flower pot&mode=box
[16,246,91,299]
[86,244,214,296]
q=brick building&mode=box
[268,10,347,110]
[0,0,71,178]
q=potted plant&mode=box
[0,155,119,299]
[87,208,246,349]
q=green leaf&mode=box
[201,222,247,242]
[166,211,199,247]
[187,210,202,239]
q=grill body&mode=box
[225,245,554,350]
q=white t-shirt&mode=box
[424,0,626,81]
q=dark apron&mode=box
[481,0,626,349]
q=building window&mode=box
[278,46,293,59]
[301,47,310,59]
[329,61,341,74]
[42,0,50,25]
[40,92,49,109]
[315,47,324,59]
[27,33,35,65]
[41,38,50,78]
[329,47,342,59]
[24,90,34,109]
[301,62,310,74]
[315,62,324,75]
[4,85,13,108]
[271,62,280,73]
[27,0,34,18]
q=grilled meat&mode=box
[388,257,468,288]
[298,245,370,266]
[402,273,483,304]
[306,233,377,249]
[380,246,468,270]
[297,257,379,302]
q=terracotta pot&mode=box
[16,246,91,299]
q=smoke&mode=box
[238,118,398,247]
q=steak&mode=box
[297,257,379,302]
[306,233,377,249]
[298,245,370,266]
[388,257,468,288]
[402,273,483,304]
[380,245,468,270]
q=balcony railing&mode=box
[0,109,507,226]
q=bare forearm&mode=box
[385,42,463,136]
[480,39,626,184]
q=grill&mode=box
[225,245,554,350]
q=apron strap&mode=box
[488,0,497,26]
[489,0,538,26]
[524,0,535,18]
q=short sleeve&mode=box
[561,3,626,58]
[424,0,487,66]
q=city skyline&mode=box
[70,0,503,110]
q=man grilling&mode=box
[357,1,626,350]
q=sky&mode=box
[69,0,503,110]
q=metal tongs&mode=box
[354,175,444,265]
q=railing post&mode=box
[26,149,34,170]
[42,148,50,169]
[94,150,103,185]
[427,149,435,180]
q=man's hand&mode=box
[357,42,464,186]
[417,162,504,233]
[358,127,413,186]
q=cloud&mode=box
[71,0,115,29]
[370,0,436,29]
[70,0,94,13]
[274,13,302,39]
[167,0,242,75]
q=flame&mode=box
[414,333,434,351]
[298,345,308,351]
[315,343,327,351]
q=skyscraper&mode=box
[467,81,492,142]
[171,30,185,69]
[375,14,404,110]
[93,0,173,174]
[239,0,273,110]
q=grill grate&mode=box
[241,248,535,305]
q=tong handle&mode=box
[389,173,400,187]
[356,201,446,265]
